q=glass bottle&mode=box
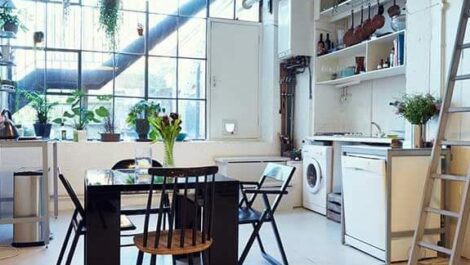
[60,123,67,140]
[317,33,325,56]
[325,33,332,52]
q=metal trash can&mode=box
[12,168,45,247]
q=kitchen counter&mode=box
[307,135,398,144]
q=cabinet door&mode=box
[342,155,387,250]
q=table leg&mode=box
[85,189,121,265]
[42,143,50,246]
[210,181,239,265]
[53,142,58,218]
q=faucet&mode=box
[371,122,386,138]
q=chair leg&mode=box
[187,254,194,265]
[65,231,80,265]
[56,220,74,265]
[239,222,264,265]
[172,255,177,265]
[252,222,266,254]
[150,254,157,265]
[270,218,288,265]
[136,251,144,265]
[202,251,210,265]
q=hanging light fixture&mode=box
[242,0,260,9]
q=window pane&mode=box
[121,0,147,12]
[15,49,46,93]
[114,97,142,139]
[87,95,114,139]
[178,100,205,139]
[179,0,207,18]
[178,18,206,58]
[46,51,79,93]
[82,6,109,52]
[15,1,47,47]
[236,1,259,22]
[178,59,205,99]
[114,54,145,97]
[82,52,114,95]
[149,0,178,15]
[117,10,146,54]
[210,0,234,19]
[47,3,81,49]
[46,95,73,140]
[148,57,176,98]
[148,14,177,56]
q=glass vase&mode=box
[164,140,175,167]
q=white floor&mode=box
[0,208,388,265]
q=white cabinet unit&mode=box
[278,0,314,59]
[341,146,448,263]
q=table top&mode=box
[85,169,239,192]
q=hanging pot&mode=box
[33,31,44,44]
[354,5,366,43]
[137,23,143,36]
[388,0,400,18]
[372,0,385,30]
[363,3,375,37]
[343,10,355,47]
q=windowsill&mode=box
[56,139,273,144]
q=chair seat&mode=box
[134,229,212,255]
[120,215,137,231]
[238,207,271,224]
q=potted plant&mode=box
[21,90,58,139]
[391,93,440,148]
[98,0,121,50]
[149,112,182,167]
[101,115,120,142]
[33,31,44,44]
[54,90,110,142]
[0,6,27,34]
[127,100,161,141]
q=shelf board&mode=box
[320,0,395,23]
[0,60,15,66]
[317,30,406,60]
[0,84,15,93]
[0,30,16,39]
[316,65,406,86]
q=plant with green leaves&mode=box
[53,90,111,130]
[391,93,441,125]
[126,100,162,127]
[0,5,28,32]
[98,0,121,50]
[21,90,58,124]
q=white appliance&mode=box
[302,145,333,215]
[278,0,314,59]
[215,156,300,211]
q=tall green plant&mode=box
[391,93,440,125]
[21,90,58,124]
[98,0,121,50]
[126,100,162,127]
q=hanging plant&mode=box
[98,0,121,50]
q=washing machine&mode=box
[302,144,333,215]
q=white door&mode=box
[208,20,261,140]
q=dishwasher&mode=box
[341,146,445,263]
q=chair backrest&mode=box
[142,166,218,250]
[112,159,162,170]
[258,163,296,213]
[59,174,85,218]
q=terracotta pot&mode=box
[101,133,120,142]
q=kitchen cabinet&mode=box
[341,146,449,264]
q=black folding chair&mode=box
[134,166,218,265]
[238,163,295,265]
[57,174,136,265]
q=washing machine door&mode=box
[306,159,323,194]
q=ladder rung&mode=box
[454,74,470,81]
[448,107,470,113]
[418,241,452,255]
[425,207,461,218]
[461,43,470,49]
[442,140,470,146]
[434,173,469,182]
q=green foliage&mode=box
[391,93,440,125]
[126,100,162,127]
[53,90,111,130]
[20,90,58,124]
[0,5,28,32]
[98,0,121,50]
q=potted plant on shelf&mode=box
[98,0,121,50]
[391,93,440,148]
[127,100,161,141]
[0,6,27,34]
[149,112,182,167]
[54,90,110,142]
[21,90,58,139]
[101,115,120,142]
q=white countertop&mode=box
[307,135,397,144]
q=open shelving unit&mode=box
[315,30,406,87]
[320,0,395,23]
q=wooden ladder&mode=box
[408,1,470,265]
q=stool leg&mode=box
[56,219,74,265]
[136,251,144,265]
[150,254,157,265]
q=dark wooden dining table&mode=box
[84,169,239,265]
